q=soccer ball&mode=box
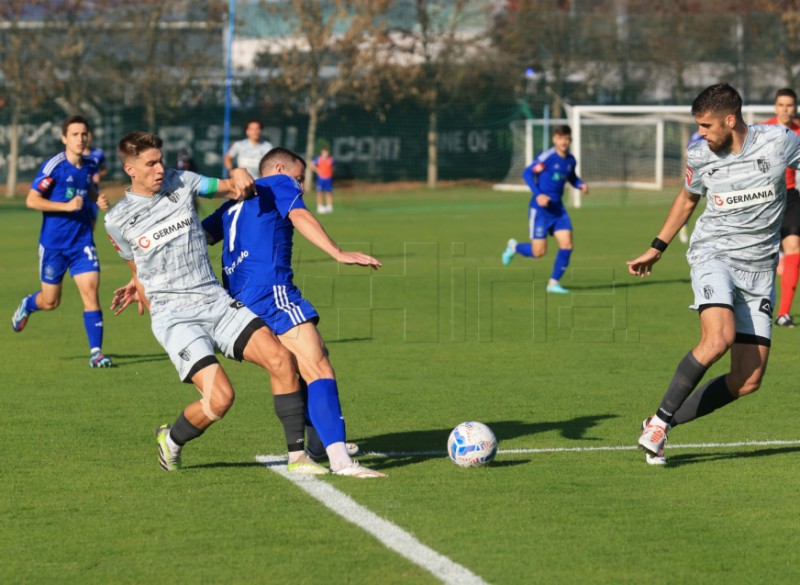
[447,421,498,467]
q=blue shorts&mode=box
[317,178,333,192]
[38,243,100,284]
[237,284,319,336]
[529,206,572,240]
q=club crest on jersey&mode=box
[711,185,776,210]
[165,191,180,203]
[757,157,770,173]
[134,212,194,253]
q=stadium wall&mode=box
[0,103,520,186]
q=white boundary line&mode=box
[257,439,800,583]
[352,438,800,458]
[256,455,489,585]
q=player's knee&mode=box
[697,337,732,363]
[203,391,234,421]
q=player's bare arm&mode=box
[26,188,84,213]
[215,168,254,200]
[110,260,148,315]
[289,208,382,269]
[627,186,700,277]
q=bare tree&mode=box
[0,1,60,197]
[256,0,392,186]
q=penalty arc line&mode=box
[256,455,489,585]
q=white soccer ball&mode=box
[447,421,498,467]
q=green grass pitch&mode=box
[2,186,799,584]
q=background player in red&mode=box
[311,146,335,214]
[763,87,800,327]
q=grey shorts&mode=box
[689,258,775,343]
[151,295,264,382]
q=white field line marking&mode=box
[256,455,489,585]
[342,438,800,459]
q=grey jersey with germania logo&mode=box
[686,123,800,271]
[104,169,228,315]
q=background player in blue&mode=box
[501,125,589,294]
[203,147,386,478]
[11,114,112,368]
[82,125,107,231]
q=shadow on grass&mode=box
[65,352,170,366]
[665,445,800,467]
[187,461,266,470]
[356,414,619,471]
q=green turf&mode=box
[2,187,799,584]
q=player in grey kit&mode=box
[628,83,800,465]
[105,132,325,474]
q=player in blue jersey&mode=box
[202,147,386,478]
[83,126,107,231]
[501,125,589,294]
[11,114,112,368]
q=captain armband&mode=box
[197,177,220,198]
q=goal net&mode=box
[495,104,775,207]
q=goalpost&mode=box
[495,104,775,208]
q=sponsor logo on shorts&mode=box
[703,285,714,300]
[230,300,244,309]
[179,348,191,361]
[44,265,55,280]
[134,212,194,253]
[758,157,770,173]
[711,185,776,210]
[759,298,773,318]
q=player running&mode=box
[763,88,800,327]
[11,115,112,368]
[628,84,800,465]
[202,147,386,478]
[501,125,589,294]
[105,132,324,474]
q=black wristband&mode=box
[651,237,668,253]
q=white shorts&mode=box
[689,258,775,343]
[151,295,264,382]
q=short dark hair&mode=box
[553,125,572,137]
[61,115,90,136]
[118,132,163,164]
[245,119,263,130]
[258,147,305,176]
[691,83,743,120]
[775,87,797,103]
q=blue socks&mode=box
[515,242,534,258]
[307,378,346,447]
[550,249,572,282]
[24,292,40,314]
[83,310,104,352]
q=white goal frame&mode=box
[495,104,776,208]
